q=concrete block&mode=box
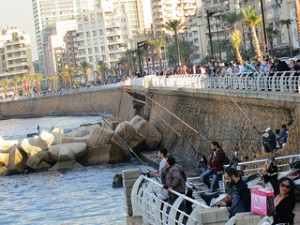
[126,216,143,225]
[199,207,229,223]
[235,212,263,225]
[122,168,141,179]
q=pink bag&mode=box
[251,187,274,216]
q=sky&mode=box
[0,0,38,60]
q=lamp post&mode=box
[137,41,148,77]
[131,50,137,76]
[259,0,268,57]
[206,10,215,63]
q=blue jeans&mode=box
[200,169,219,192]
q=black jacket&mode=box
[273,195,295,225]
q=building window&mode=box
[86,31,90,38]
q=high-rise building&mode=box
[0,27,33,79]
[151,0,199,37]
[76,0,149,69]
[32,0,94,75]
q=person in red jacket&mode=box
[200,141,226,192]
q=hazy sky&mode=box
[0,0,38,60]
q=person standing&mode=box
[272,177,295,225]
[262,127,276,153]
[200,141,225,192]
[218,168,251,217]
[163,155,186,206]
[277,124,288,146]
[149,148,168,183]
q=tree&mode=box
[47,75,58,91]
[0,79,9,91]
[266,25,279,58]
[153,38,164,74]
[10,76,20,96]
[95,60,108,84]
[224,12,242,30]
[79,61,91,87]
[165,19,185,68]
[241,6,263,60]
[32,73,43,95]
[60,69,70,88]
[64,65,77,86]
[146,38,156,73]
[280,19,293,56]
[230,29,244,64]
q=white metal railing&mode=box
[237,154,300,174]
[131,175,210,225]
[124,72,299,93]
[151,71,299,93]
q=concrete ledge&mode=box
[200,207,229,223]
[235,212,264,225]
[126,216,143,225]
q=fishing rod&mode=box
[73,88,154,174]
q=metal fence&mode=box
[148,72,299,93]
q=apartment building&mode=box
[0,27,33,79]
[151,0,199,37]
[76,0,148,69]
[32,0,93,75]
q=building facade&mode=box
[0,27,33,79]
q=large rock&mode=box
[129,115,145,127]
[113,121,144,150]
[26,150,51,170]
[51,128,64,145]
[49,142,87,161]
[7,148,28,174]
[132,119,162,149]
[29,130,54,150]
[84,145,110,165]
[0,166,9,176]
[18,139,42,157]
[65,126,90,137]
[86,124,114,148]
[62,136,89,144]
[50,161,84,170]
[0,153,9,166]
[102,117,122,130]
[0,137,19,153]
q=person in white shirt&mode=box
[149,148,168,183]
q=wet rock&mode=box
[26,150,51,170]
[7,148,28,174]
[102,117,122,130]
[0,166,9,176]
[50,160,84,170]
[129,115,145,127]
[0,137,19,153]
[0,153,9,166]
[112,173,123,188]
[65,126,90,137]
[86,124,114,148]
[132,118,162,149]
[36,161,52,171]
[29,130,54,150]
[82,144,112,165]
[18,139,42,157]
[49,142,87,162]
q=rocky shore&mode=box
[0,115,162,176]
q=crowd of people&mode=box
[262,124,289,154]
[148,141,296,224]
[164,57,300,76]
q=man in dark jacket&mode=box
[218,168,251,217]
[200,141,225,192]
[163,155,186,209]
[262,127,277,153]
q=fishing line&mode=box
[73,88,153,172]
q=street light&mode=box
[131,50,137,76]
[206,10,215,63]
[137,41,148,77]
[275,0,283,7]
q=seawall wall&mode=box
[0,87,135,121]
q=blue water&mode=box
[0,116,142,225]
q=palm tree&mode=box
[10,76,20,96]
[165,19,185,68]
[266,25,279,58]
[146,38,156,73]
[296,0,300,51]
[241,6,263,60]
[0,79,9,91]
[32,73,43,95]
[280,19,293,57]
[95,60,108,84]
[153,38,164,74]
[230,29,244,64]
[224,12,242,30]
[64,65,77,86]
[47,75,59,91]
[60,69,70,88]
[79,61,91,87]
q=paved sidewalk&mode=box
[294,202,300,224]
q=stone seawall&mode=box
[149,89,300,166]
[0,88,135,121]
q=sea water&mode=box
[0,116,141,225]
